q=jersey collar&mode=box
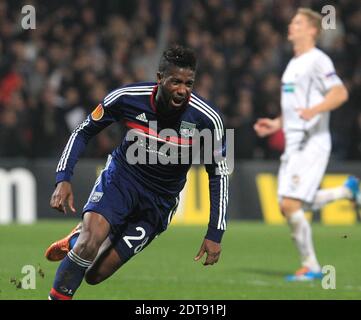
[150,85,158,112]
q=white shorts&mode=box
[278,142,330,203]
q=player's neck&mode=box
[155,89,184,124]
[293,40,315,57]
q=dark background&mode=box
[1,0,360,161]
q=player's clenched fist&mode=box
[253,117,282,137]
[50,181,76,214]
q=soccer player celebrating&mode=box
[254,8,360,281]
[45,45,229,299]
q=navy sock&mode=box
[49,250,92,300]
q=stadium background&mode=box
[1,0,361,300]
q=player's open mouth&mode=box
[172,97,185,107]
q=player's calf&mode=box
[85,240,123,285]
[48,212,110,299]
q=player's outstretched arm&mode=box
[253,117,282,137]
[50,181,76,214]
[194,238,221,266]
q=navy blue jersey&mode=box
[55,82,229,242]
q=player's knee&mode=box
[84,271,104,285]
[280,199,301,217]
[280,202,291,216]
[73,233,102,260]
[84,274,101,285]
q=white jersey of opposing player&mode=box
[281,47,342,155]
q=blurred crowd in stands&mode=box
[0,0,360,160]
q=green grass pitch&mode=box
[0,220,361,300]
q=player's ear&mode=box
[156,71,163,84]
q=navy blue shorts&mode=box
[83,155,179,263]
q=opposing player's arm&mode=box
[297,54,348,121]
[52,94,123,214]
[297,84,348,121]
[254,116,282,137]
[194,111,228,266]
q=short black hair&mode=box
[159,45,197,73]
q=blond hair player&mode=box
[254,8,360,281]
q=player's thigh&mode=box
[85,238,123,285]
[111,216,162,265]
[85,217,162,285]
[82,211,111,239]
[278,148,329,205]
[73,211,111,259]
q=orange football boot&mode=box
[45,222,82,261]
[285,266,323,281]
[295,266,310,276]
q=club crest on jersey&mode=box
[291,174,300,190]
[179,121,196,138]
[90,191,103,202]
[91,104,104,121]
